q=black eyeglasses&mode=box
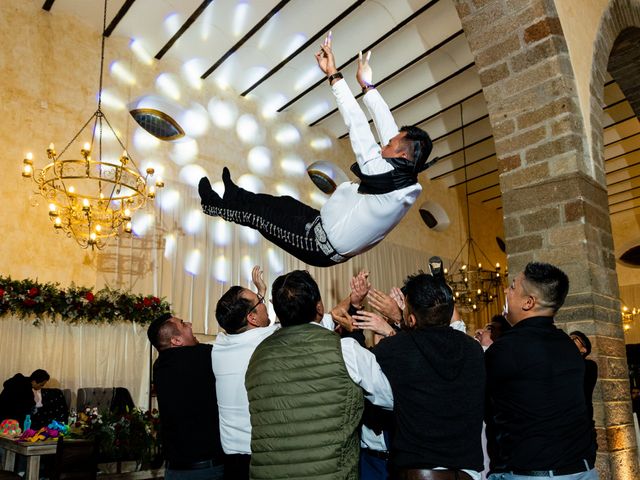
[246,293,265,317]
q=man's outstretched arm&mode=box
[356,50,399,147]
[315,33,384,174]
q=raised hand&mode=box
[352,310,394,338]
[251,265,266,297]
[367,288,402,323]
[314,31,338,76]
[356,50,373,89]
[389,287,405,311]
[349,270,370,308]
[331,305,355,333]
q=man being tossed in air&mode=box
[198,33,433,267]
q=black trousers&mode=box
[224,454,250,480]
[202,184,347,267]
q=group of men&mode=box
[147,32,597,480]
[147,260,598,480]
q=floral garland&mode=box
[0,276,171,325]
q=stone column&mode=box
[453,0,639,478]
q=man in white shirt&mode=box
[212,267,386,479]
[198,34,433,267]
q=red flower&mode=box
[85,292,95,302]
[27,287,39,297]
[23,298,36,306]
[134,302,143,310]
[0,288,5,297]
[143,297,152,307]
[152,297,160,305]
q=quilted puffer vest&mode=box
[246,323,364,480]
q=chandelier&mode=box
[444,105,505,313]
[445,240,505,313]
[622,305,639,331]
[20,0,162,250]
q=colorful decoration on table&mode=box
[48,420,70,435]
[0,276,171,325]
[0,419,21,437]
[19,426,62,442]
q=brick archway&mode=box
[453,1,639,478]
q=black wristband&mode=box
[361,84,375,93]
[327,72,343,84]
[347,304,360,316]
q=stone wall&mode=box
[454,0,639,477]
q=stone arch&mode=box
[589,1,640,186]
[453,0,639,478]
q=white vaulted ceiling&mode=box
[43,0,640,217]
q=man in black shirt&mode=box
[148,314,225,480]
[485,262,597,479]
[373,272,485,479]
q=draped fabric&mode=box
[0,316,150,409]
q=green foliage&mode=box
[70,407,161,466]
[0,276,171,325]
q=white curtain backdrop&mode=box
[0,316,151,408]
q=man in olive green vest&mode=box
[245,270,393,480]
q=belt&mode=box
[510,459,594,477]
[395,469,473,480]
[311,217,348,264]
[362,448,390,460]
[165,459,222,471]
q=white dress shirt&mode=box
[320,79,421,256]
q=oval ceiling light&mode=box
[307,161,348,194]
[129,95,185,141]
[418,201,450,232]
[619,245,640,267]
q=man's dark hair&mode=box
[216,286,254,334]
[491,314,511,332]
[522,262,569,312]
[570,330,592,357]
[147,313,177,351]
[271,270,321,327]
[30,369,50,383]
[400,125,433,172]
[403,272,454,329]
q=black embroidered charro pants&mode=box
[202,184,348,267]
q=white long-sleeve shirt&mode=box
[211,315,392,455]
[321,79,422,256]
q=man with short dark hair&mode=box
[211,266,275,480]
[198,33,434,267]
[0,369,51,429]
[148,314,224,480]
[372,272,485,479]
[485,262,598,479]
[245,270,392,480]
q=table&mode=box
[0,435,57,480]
